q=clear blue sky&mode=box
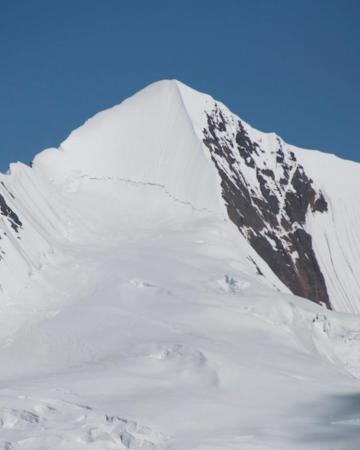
[0,0,359,172]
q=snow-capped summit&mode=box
[33,80,223,213]
[2,79,360,312]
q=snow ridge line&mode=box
[174,80,204,143]
[80,174,220,215]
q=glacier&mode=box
[0,80,359,449]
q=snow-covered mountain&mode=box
[2,80,360,312]
[0,80,360,449]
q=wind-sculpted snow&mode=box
[0,163,69,299]
[0,80,360,449]
[293,148,360,313]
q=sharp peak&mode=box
[30,78,350,177]
[138,78,213,105]
[58,78,214,146]
[144,78,200,91]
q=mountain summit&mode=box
[2,80,360,312]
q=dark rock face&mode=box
[203,104,331,308]
[0,192,22,233]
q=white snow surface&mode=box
[0,80,360,449]
[295,148,360,313]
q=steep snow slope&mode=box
[1,171,360,450]
[34,80,222,212]
[295,149,360,313]
[29,80,290,294]
[0,80,360,449]
[0,163,69,300]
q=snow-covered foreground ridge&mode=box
[0,80,360,449]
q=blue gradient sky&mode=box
[0,0,359,172]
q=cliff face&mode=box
[202,104,330,308]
